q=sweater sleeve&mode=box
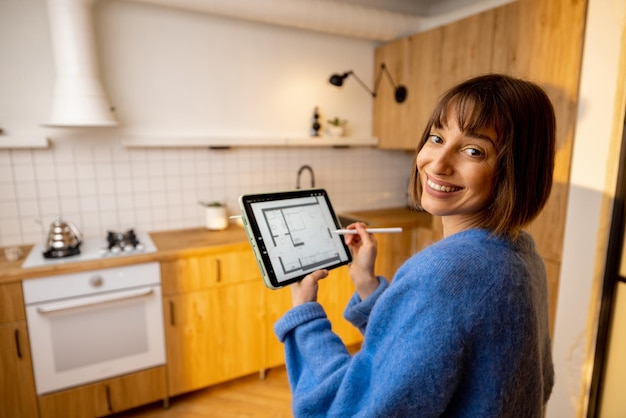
[343,276,389,333]
[274,302,353,407]
[273,261,468,417]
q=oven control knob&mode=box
[90,276,104,287]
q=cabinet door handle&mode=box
[14,329,22,358]
[216,258,222,282]
[105,385,113,412]
[169,300,175,326]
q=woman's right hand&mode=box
[344,222,379,300]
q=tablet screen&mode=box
[238,189,352,289]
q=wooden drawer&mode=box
[215,248,262,285]
[161,248,261,295]
[161,254,219,294]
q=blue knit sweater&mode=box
[274,229,554,417]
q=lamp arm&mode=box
[372,63,385,98]
[373,63,399,95]
[380,63,399,89]
[372,62,408,104]
[348,71,376,98]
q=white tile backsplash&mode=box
[0,143,414,246]
[0,183,16,201]
[56,164,77,181]
[16,182,38,200]
[13,164,36,182]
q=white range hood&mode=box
[45,0,118,127]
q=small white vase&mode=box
[326,125,344,137]
[205,206,228,230]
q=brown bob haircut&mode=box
[408,74,556,237]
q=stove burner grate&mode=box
[106,229,144,254]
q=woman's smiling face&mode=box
[416,106,499,235]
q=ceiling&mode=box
[335,0,488,16]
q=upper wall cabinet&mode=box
[373,26,443,150]
[374,6,508,150]
[439,9,496,91]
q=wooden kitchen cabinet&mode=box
[439,9,496,93]
[0,322,39,418]
[161,245,266,396]
[263,286,293,368]
[374,6,504,151]
[163,281,266,396]
[164,289,221,395]
[374,25,443,150]
[0,282,38,418]
[213,281,266,380]
[37,366,166,418]
[317,266,363,346]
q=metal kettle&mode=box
[43,217,82,258]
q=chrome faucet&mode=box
[296,165,315,189]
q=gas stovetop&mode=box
[22,231,157,269]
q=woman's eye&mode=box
[428,134,443,144]
[464,147,484,157]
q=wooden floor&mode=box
[114,367,292,418]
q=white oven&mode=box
[22,262,166,395]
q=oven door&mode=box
[24,269,165,395]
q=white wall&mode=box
[0,0,414,245]
[547,0,626,416]
[94,0,378,138]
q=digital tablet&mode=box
[238,189,352,289]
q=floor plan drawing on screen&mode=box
[240,189,352,288]
[262,199,341,275]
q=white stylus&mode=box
[333,227,403,235]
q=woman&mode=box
[274,74,556,417]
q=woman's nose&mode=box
[428,148,454,175]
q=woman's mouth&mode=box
[426,178,461,193]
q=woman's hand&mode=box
[344,223,379,300]
[290,269,329,307]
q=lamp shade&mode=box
[329,72,350,87]
[395,86,408,103]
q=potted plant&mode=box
[326,117,347,137]
[198,200,229,230]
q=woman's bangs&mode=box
[432,89,502,137]
[454,94,500,135]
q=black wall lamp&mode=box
[328,63,408,103]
